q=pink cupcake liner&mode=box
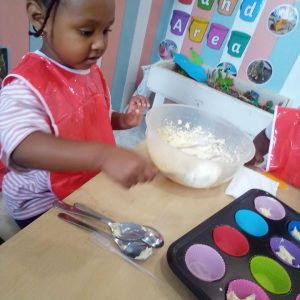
[227,279,270,300]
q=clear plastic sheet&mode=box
[90,232,160,282]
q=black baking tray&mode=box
[167,189,300,299]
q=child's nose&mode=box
[91,35,105,52]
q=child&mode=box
[248,106,300,188]
[0,0,158,228]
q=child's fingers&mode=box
[123,111,143,127]
[129,106,144,116]
[138,96,151,108]
[132,96,143,108]
[133,95,150,107]
[246,152,264,166]
[127,96,150,114]
[137,164,158,183]
[254,156,264,166]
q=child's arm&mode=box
[12,131,158,188]
[111,95,150,130]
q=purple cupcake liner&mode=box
[185,244,225,282]
[270,237,300,268]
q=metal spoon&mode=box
[74,203,164,249]
[53,200,164,248]
[58,213,152,260]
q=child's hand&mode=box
[101,146,158,188]
[246,129,270,166]
[246,150,264,166]
[122,95,150,128]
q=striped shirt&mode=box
[0,51,108,220]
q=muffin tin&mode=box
[167,189,300,299]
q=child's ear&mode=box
[26,0,46,33]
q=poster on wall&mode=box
[164,0,300,105]
[0,48,9,83]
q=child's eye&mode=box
[104,28,113,35]
[80,29,94,37]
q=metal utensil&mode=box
[54,200,147,241]
[58,213,152,260]
[74,203,164,249]
[53,200,164,248]
[74,203,164,248]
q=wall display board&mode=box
[164,0,300,106]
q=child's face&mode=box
[41,0,115,69]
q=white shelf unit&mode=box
[147,61,275,137]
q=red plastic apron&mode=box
[267,106,300,188]
[2,53,115,199]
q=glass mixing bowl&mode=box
[145,104,255,188]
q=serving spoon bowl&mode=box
[58,213,152,260]
[53,200,164,248]
[74,203,164,249]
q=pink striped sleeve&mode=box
[0,79,51,168]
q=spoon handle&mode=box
[58,212,111,240]
[74,203,114,225]
[53,200,112,225]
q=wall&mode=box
[0,1,28,69]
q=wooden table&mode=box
[0,144,299,300]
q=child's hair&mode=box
[29,0,61,37]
